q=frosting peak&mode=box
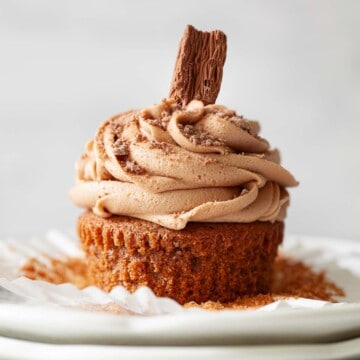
[70,100,298,229]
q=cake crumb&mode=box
[185,257,344,310]
[21,257,90,289]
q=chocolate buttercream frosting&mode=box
[70,99,298,229]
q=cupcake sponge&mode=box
[78,211,283,304]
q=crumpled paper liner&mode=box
[0,230,360,315]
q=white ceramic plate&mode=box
[0,301,360,346]
[1,336,360,360]
[0,233,360,351]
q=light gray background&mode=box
[0,0,359,240]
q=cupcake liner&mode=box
[0,231,360,315]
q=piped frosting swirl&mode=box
[70,99,298,229]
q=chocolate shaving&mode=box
[169,25,227,106]
[229,116,256,136]
[146,117,169,130]
[124,160,145,175]
[149,141,174,154]
[113,139,129,156]
[178,123,223,146]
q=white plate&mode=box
[1,336,360,360]
[0,301,360,346]
[0,233,360,348]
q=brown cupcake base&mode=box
[78,211,283,304]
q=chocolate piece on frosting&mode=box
[169,25,227,106]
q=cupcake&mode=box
[70,25,297,304]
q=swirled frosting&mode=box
[70,99,298,229]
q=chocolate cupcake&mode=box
[70,25,297,304]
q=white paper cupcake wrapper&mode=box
[0,230,360,315]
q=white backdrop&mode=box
[0,0,359,240]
